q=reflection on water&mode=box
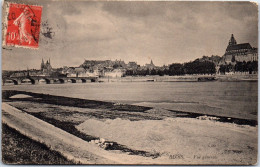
[3,81,258,120]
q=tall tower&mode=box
[46,58,52,73]
[41,58,45,71]
[228,34,237,46]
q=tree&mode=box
[184,60,216,75]
[113,64,119,69]
[158,70,164,76]
[219,64,234,74]
[235,62,243,72]
[151,69,157,75]
[169,63,184,76]
[125,70,133,76]
[252,61,258,72]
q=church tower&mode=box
[46,58,52,72]
[150,59,154,66]
[228,34,237,46]
[41,58,45,71]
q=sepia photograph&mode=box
[1,0,258,165]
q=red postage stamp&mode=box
[4,3,42,48]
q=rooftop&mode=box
[226,43,252,52]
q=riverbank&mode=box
[2,90,258,165]
[2,124,75,165]
[3,89,257,125]
[98,74,258,82]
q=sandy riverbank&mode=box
[77,117,257,165]
[2,90,258,165]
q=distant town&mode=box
[3,34,258,80]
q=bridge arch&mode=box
[91,78,96,82]
[44,78,51,84]
[81,79,87,83]
[21,78,36,84]
[39,78,52,84]
[70,79,77,83]
[12,80,19,85]
[3,79,19,85]
[58,79,65,84]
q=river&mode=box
[2,81,258,120]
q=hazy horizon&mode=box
[2,1,258,70]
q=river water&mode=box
[3,81,258,120]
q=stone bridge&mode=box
[2,76,99,85]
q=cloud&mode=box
[60,2,82,16]
[102,2,168,18]
[2,1,258,70]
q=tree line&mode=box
[125,59,216,76]
[125,59,258,76]
[219,61,258,74]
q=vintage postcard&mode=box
[1,0,258,165]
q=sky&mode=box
[2,0,258,70]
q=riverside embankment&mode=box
[3,80,257,121]
[2,89,258,165]
[97,74,258,82]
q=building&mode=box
[127,61,139,70]
[41,58,52,74]
[114,59,127,68]
[64,67,98,77]
[145,60,156,70]
[81,60,127,70]
[223,34,258,64]
[104,69,126,78]
[198,55,222,65]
